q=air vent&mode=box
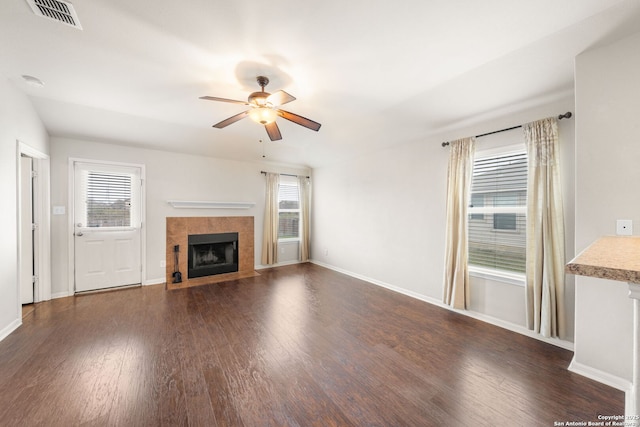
[26,0,82,30]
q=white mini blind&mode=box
[468,150,527,273]
[278,179,300,239]
[85,172,132,227]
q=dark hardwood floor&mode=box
[0,263,624,426]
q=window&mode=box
[74,162,142,230]
[468,147,527,275]
[85,171,132,227]
[278,177,300,240]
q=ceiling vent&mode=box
[26,0,82,30]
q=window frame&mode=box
[467,144,527,286]
[277,176,301,242]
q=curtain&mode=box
[443,137,475,309]
[261,173,280,265]
[298,175,311,262]
[524,117,566,339]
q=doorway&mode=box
[20,155,34,304]
[17,141,51,311]
[71,160,144,293]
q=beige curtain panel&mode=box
[298,176,311,262]
[443,137,475,309]
[524,117,566,339]
[261,172,280,265]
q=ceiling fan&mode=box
[200,76,321,141]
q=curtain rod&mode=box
[441,112,573,147]
[260,171,310,179]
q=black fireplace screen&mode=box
[187,232,239,279]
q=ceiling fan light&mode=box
[249,107,278,125]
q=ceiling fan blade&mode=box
[213,111,250,128]
[278,109,321,131]
[267,90,296,107]
[265,122,282,141]
[200,96,250,106]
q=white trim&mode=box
[68,158,147,294]
[255,259,305,270]
[51,291,71,300]
[167,200,255,209]
[310,259,574,352]
[144,278,166,286]
[469,266,525,287]
[0,318,22,342]
[16,141,52,308]
[278,237,301,243]
[568,357,631,392]
[474,142,526,159]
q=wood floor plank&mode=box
[0,263,624,426]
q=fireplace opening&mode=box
[188,232,239,279]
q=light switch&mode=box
[52,206,65,215]
[616,219,633,236]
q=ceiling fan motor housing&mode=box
[248,91,271,106]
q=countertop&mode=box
[566,236,640,284]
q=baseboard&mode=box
[310,259,574,352]
[256,260,304,270]
[568,357,631,392]
[51,291,70,299]
[0,318,22,342]
[144,278,165,286]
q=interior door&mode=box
[73,161,142,292]
[20,156,34,304]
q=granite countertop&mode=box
[566,236,640,284]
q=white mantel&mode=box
[167,200,255,209]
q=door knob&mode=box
[76,232,83,236]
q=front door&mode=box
[73,161,142,292]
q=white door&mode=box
[73,161,142,292]
[20,156,34,304]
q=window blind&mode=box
[278,181,300,239]
[85,172,132,227]
[468,151,527,273]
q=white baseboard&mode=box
[256,260,305,270]
[568,357,631,392]
[51,291,70,299]
[310,259,574,352]
[0,318,22,342]
[144,278,165,286]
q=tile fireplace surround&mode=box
[165,216,257,290]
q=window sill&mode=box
[469,266,525,287]
[278,238,300,243]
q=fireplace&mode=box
[188,232,239,279]
[166,216,256,290]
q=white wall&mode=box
[311,95,576,342]
[0,77,49,339]
[50,137,309,297]
[571,30,640,386]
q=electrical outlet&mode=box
[616,219,633,236]
[160,260,166,268]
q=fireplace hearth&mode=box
[188,232,238,278]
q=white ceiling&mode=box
[2,0,640,168]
